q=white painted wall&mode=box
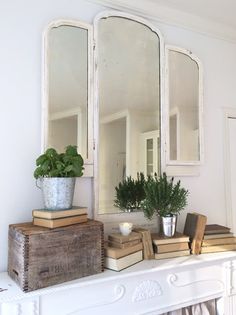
[0,0,103,272]
[1,0,236,272]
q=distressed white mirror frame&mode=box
[93,11,165,233]
[165,45,204,169]
[42,19,94,177]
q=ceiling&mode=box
[88,0,236,42]
[149,0,236,29]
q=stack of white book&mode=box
[201,224,236,254]
[105,232,143,271]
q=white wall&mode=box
[0,0,103,272]
[1,0,236,272]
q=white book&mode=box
[105,251,143,271]
[154,250,190,260]
[203,232,234,240]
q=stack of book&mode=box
[105,232,143,271]
[32,206,88,228]
[201,224,236,254]
[152,232,190,260]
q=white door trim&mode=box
[223,108,236,233]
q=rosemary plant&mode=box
[142,173,188,219]
[114,173,146,211]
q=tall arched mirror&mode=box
[95,13,162,216]
[166,46,203,165]
[43,20,93,169]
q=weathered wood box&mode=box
[8,220,104,292]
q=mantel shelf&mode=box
[1,251,236,315]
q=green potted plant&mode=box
[142,173,188,236]
[114,173,145,212]
[34,145,84,210]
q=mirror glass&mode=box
[47,24,88,158]
[97,16,161,214]
[168,49,200,162]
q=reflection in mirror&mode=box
[168,48,201,163]
[98,16,161,214]
[46,23,88,158]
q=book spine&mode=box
[201,244,236,253]
[191,216,207,255]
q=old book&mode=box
[32,207,87,219]
[154,242,189,254]
[201,244,236,254]
[108,232,142,244]
[105,242,143,259]
[133,227,154,260]
[155,250,190,260]
[152,232,189,245]
[184,212,207,255]
[108,239,141,249]
[204,232,234,240]
[33,214,88,228]
[204,224,231,235]
[105,250,143,271]
[202,237,236,247]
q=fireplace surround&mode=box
[1,252,236,315]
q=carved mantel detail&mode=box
[168,273,224,290]
[132,280,162,302]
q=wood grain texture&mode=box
[8,220,104,292]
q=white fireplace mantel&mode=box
[1,252,236,315]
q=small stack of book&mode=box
[201,224,236,254]
[152,232,190,260]
[32,206,88,228]
[105,232,143,271]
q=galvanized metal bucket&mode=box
[36,177,76,210]
[162,215,177,237]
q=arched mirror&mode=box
[166,46,203,165]
[95,12,163,219]
[43,20,93,173]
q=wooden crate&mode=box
[8,219,104,292]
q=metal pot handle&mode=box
[36,179,42,189]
